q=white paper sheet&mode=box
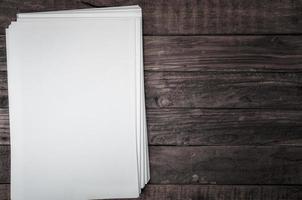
[15,5,149,187]
[17,5,150,188]
[7,6,149,200]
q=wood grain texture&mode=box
[138,185,302,200]
[149,146,302,185]
[0,109,9,145]
[0,0,18,35]
[0,71,7,109]
[0,184,9,200]
[144,36,302,72]
[0,35,5,71]
[147,109,302,146]
[140,0,302,35]
[145,72,302,108]
[0,146,9,184]
[0,0,302,35]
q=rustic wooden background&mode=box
[1,0,302,199]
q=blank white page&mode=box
[17,5,141,16]
[15,5,149,188]
[7,18,140,200]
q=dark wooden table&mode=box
[1,1,302,199]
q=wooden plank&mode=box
[145,72,302,108]
[149,146,302,184]
[0,146,9,184]
[0,0,302,35]
[144,36,302,72]
[0,35,5,71]
[140,0,302,35]
[147,108,302,145]
[0,71,7,109]
[0,89,7,109]
[138,185,302,200]
[0,109,9,145]
[0,0,18,37]
[0,184,9,200]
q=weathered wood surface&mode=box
[136,185,302,200]
[0,146,9,184]
[0,90,7,109]
[0,35,5,71]
[145,72,302,108]
[0,71,7,109]
[0,0,302,35]
[144,36,302,72]
[147,109,302,146]
[0,184,9,200]
[149,146,302,185]
[1,146,302,185]
[1,184,301,200]
[0,109,9,145]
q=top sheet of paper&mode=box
[7,7,142,200]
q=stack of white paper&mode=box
[6,5,149,200]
